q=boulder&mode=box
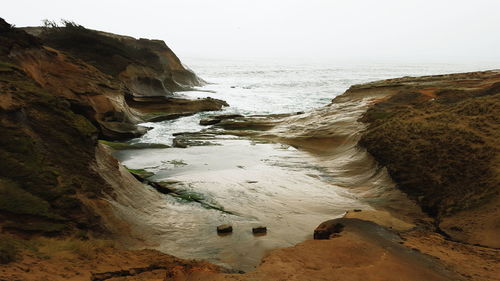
[217,224,233,234]
[199,114,244,126]
[314,220,345,240]
[172,138,188,148]
[252,226,267,234]
[199,118,221,126]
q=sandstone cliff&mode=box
[0,17,224,242]
[349,71,500,247]
[24,22,204,96]
[0,17,231,279]
[19,21,226,139]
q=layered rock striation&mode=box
[0,18,225,238]
[20,21,226,139]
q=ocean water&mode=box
[137,59,498,145]
[117,59,497,271]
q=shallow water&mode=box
[113,60,497,271]
[115,139,366,270]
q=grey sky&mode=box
[3,0,500,63]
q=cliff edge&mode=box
[350,71,500,248]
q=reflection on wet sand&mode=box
[108,95,420,271]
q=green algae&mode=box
[125,167,155,178]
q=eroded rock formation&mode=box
[0,17,225,242]
[352,71,500,247]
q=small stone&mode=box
[217,224,233,234]
[353,209,362,212]
[252,226,267,234]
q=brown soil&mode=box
[0,247,222,281]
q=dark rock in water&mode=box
[148,181,174,195]
[199,118,221,126]
[252,226,267,234]
[217,224,233,234]
[126,168,155,179]
[100,122,149,140]
[199,114,244,126]
[314,220,345,240]
[353,209,362,212]
[172,136,216,148]
[172,138,188,148]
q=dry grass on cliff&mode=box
[360,90,499,218]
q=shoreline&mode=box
[1,18,498,281]
[2,70,499,281]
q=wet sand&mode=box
[108,94,421,271]
[113,139,368,271]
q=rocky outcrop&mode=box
[199,114,244,125]
[18,22,226,139]
[10,45,144,139]
[0,20,229,281]
[0,17,223,240]
[24,24,204,96]
[349,71,500,247]
[126,95,228,122]
[0,19,111,236]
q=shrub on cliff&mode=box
[39,19,161,76]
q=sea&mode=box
[137,59,498,145]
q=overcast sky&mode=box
[3,0,500,63]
